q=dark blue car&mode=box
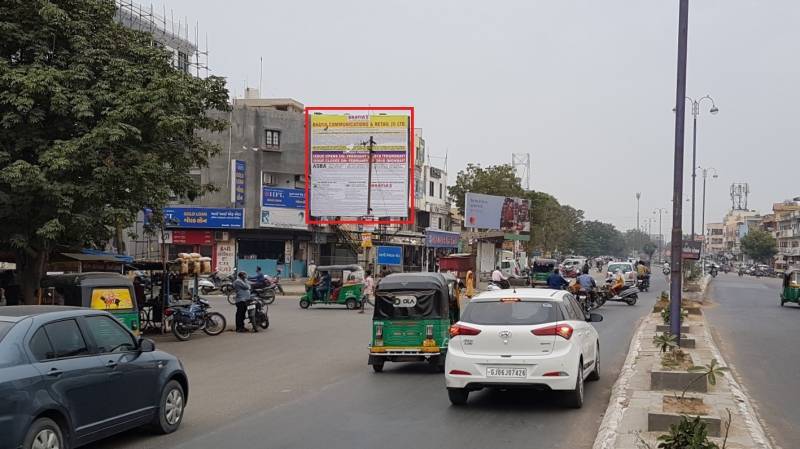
[0,306,189,449]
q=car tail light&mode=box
[449,370,471,376]
[449,323,481,337]
[425,324,434,339]
[532,323,574,340]
[543,371,569,377]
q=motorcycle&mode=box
[250,282,277,304]
[166,297,227,341]
[486,281,503,291]
[266,269,285,295]
[663,267,670,276]
[198,271,231,295]
[574,289,602,315]
[598,281,639,306]
[636,275,650,292]
[245,295,270,331]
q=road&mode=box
[705,274,799,449]
[91,275,662,449]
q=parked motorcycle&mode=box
[198,271,230,295]
[166,297,227,341]
[245,295,270,331]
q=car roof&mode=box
[0,306,90,322]
[609,261,633,265]
[470,288,568,303]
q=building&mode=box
[704,222,724,256]
[721,209,761,262]
[773,199,800,270]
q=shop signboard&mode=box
[361,232,373,248]
[376,246,403,266]
[682,240,702,260]
[171,230,213,245]
[164,207,244,229]
[260,187,307,230]
[231,160,246,207]
[425,229,459,248]
[309,112,411,219]
[464,192,530,232]
[215,241,236,275]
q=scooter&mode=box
[598,281,639,306]
[198,271,230,295]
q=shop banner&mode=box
[464,192,530,232]
[309,113,410,218]
[260,187,307,229]
[682,240,702,260]
[172,230,213,245]
[425,229,460,248]
[376,246,403,266]
[164,207,244,229]
[231,160,246,207]
[215,241,236,275]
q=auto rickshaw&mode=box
[40,272,141,334]
[780,269,800,307]
[368,272,460,373]
[299,264,365,309]
[530,258,557,286]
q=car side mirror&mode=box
[588,313,604,323]
[138,337,156,352]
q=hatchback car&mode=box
[606,262,637,285]
[0,306,188,449]
[445,289,602,408]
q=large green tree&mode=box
[0,0,229,303]
[572,220,625,257]
[448,163,524,214]
[740,229,778,264]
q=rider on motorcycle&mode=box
[248,266,267,288]
[577,266,597,304]
[491,266,511,290]
[547,268,570,290]
[610,270,626,297]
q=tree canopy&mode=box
[449,163,524,214]
[740,229,778,264]
[0,0,230,303]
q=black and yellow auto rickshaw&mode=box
[780,269,800,307]
[40,272,141,334]
[368,272,460,373]
[530,258,557,286]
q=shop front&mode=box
[236,230,311,278]
[163,207,245,274]
[424,229,460,272]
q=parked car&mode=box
[606,261,637,286]
[445,289,603,408]
[0,306,188,449]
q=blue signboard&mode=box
[425,229,460,248]
[164,207,244,229]
[376,246,403,266]
[262,187,305,209]
[233,160,246,207]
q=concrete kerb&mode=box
[591,314,650,449]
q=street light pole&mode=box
[670,0,690,343]
[684,95,718,239]
[654,208,668,263]
[699,166,718,262]
[636,192,641,231]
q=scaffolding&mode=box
[114,0,209,78]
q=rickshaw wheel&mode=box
[299,299,311,309]
[345,298,357,310]
[372,362,384,373]
[780,296,785,307]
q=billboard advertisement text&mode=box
[464,192,530,232]
[261,187,307,230]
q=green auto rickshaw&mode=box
[780,269,800,307]
[40,272,141,334]
[368,272,460,373]
[530,258,557,286]
[300,264,365,309]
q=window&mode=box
[565,295,587,320]
[176,51,189,74]
[29,328,54,361]
[429,181,434,197]
[439,184,443,199]
[461,301,559,325]
[44,320,88,358]
[265,129,281,149]
[438,217,443,229]
[85,316,136,353]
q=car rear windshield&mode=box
[0,321,14,344]
[461,301,560,325]
[608,263,631,273]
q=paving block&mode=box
[655,324,690,333]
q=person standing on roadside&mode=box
[233,271,251,333]
[360,270,374,314]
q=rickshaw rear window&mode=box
[461,301,559,326]
[90,288,134,311]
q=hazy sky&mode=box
[149,0,799,234]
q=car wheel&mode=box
[372,362,384,373]
[448,388,469,406]
[299,299,310,309]
[564,361,584,409]
[151,380,185,434]
[23,417,64,449]
[587,344,600,381]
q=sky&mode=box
[147,0,800,235]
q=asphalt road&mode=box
[705,274,799,449]
[90,275,662,449]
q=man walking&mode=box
[233,271,251,333]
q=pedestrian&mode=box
[233,271,251,333]
[360,270,374,314]
[380,266,391,279]
[307,260,317,278]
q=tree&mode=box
[448,164,524,214]
[643,241,658,259]
[572,220,625,257]
[0,0,230,304]
[740,229,778,264]
[624,229,654,257]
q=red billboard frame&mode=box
[304,106,415,226]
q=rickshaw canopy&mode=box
[374,273,451,320]
[315,264,364,272]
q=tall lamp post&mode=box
[679,95,719,239]
[654,208,668,263]
[698,166,718,267]
[636,192,641,231]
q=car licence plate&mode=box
[247,304,256,310]
[486,367,527,378]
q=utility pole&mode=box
[636,192,641,231]
[364,136,376,274]
[654,208,668,263]
[670,0,690,344]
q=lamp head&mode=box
[709,106,719,115]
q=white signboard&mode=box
[215,241,236,275]
[309,113,410,218]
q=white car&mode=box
[606,262,637,286]
[445,289,602,408]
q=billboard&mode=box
[164,207,244,229]
[425,229,460,248]
[260,187,306,230]
[682,240,702,260]
[464,192,530,232]
[231,160,246,207]
[307,109,413,222]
